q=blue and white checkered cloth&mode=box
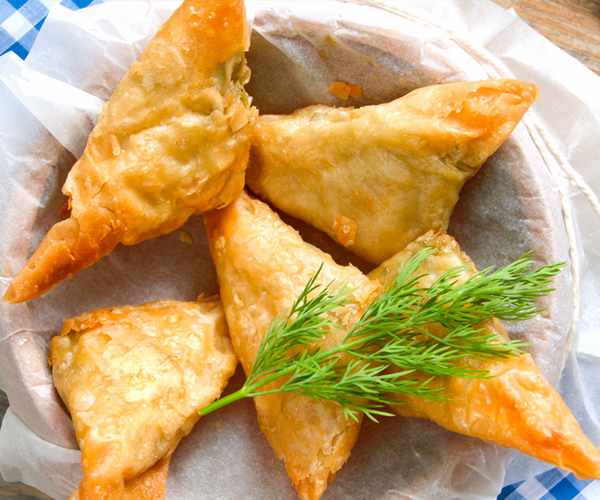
[0,0,96,59]
[499,468,600,500]
[1,1,599,499]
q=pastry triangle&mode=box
[368,230,600,480]
[68,457,171,500]
[204,190,380,500]
[49,297,238,500]
[247,78,538,265]
[4,0,256,303]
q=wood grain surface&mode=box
[1,0,599,498]
[492,0,600,75]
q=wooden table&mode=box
[1,1,599,498]
[492,0,600,75]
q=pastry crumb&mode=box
[179,230,193,244]
[333,215,358,247]
[316,47,330,60]
[324,34,339,47]
[329,81,362,100]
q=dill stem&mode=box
[199,387,250,416]
[200,360,309,416]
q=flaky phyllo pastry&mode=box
[49,298,237,500]
[204,190,381,500]
[368,231,600,480]
[3,0,256,304]
[247,78,538,265]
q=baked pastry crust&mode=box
[49,298,238,500]
[4,0,256,304]
[368,230,600,480]
[247,78,538,265]
[204,190,380,500]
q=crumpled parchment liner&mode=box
[0,1,598,499]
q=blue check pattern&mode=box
[0,1,599,499]
[0,0,97,59]
[498,468,600,500]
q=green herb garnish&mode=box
[200,249,564,422]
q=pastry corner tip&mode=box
[1,284,18,304]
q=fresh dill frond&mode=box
[200,250,565,422]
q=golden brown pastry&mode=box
[49,298,238,500]
[247,78,538,265]
[368,230,600,480]
[204,190,380,500]
[4,0,256,304]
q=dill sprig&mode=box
[200,250,565,422]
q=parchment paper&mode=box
[0,1,599,499]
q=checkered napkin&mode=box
[0,0,96,58]
[0,1,598,499]
[499,468,600,500]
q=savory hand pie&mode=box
[204,190,380,500]
[49,298,238,500]
[4,0,256,304]
[368,230,600,480]
[246,78,538,265]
